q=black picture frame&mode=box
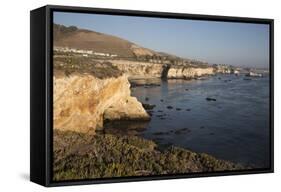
[30,5,274,187]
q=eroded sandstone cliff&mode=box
[167,66,215,79]
[53,56,216,134]
[109,60,164,78]
[109,59,215,79]
[53,70,150,133]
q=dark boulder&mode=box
[142,103,156,110]
[167,106,173,109]
[206,97,216,101]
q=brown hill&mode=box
[53,24,157,58]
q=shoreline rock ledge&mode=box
[53,130,244,181]
[53,70,150,133]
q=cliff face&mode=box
[109,60,215,79]
[167,66,214,79]
[53,56,216,134]
[53,71,150,133]
[109,60,164,78]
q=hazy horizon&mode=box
[54,12,270,68]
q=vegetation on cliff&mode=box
[54,56,122,79]
[53,130,243,181]
[54,23,156,58]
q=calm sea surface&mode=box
[105,74,270,168]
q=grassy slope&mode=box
[54,24,155,58]
[54,56,123,79]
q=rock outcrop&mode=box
[109,60,164,78]
[53,130,244,181]
[213,65,232,74]
[167,66,215,79]
[53,70,150,133]
[109,59,215,79]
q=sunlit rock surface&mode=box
[53,71,149,133]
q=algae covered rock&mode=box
[53,130,244,181]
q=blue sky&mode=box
[54,12,269,68]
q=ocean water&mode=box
[105,74,270,168]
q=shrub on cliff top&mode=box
[54,56,123,79]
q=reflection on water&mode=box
[104,74,270,168]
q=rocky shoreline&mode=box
[53,57,221,133]
[53,129,244,181]
[53,57,246,180]
[51,24,265,180]
[53,60,150,133]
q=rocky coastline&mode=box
[108,59,216,79]
[53,60,150,133]
[53,56,244,179]
[51,24,261,180]
[53,56,224,133]
[53,129,243,181]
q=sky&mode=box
[54,11,270,68]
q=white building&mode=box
[54,46,118,58]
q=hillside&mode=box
[53,24,158,58]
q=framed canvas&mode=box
[30,5,274,187]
